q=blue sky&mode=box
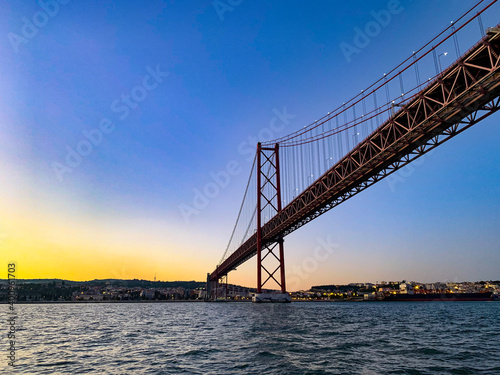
[1,0,499,288]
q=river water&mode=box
[2,301,499,374]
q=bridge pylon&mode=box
[254,143,290,302]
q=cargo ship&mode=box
[379,292,493,302]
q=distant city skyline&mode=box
[1,1,499,290]
[2,278,498,301]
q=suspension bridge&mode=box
[208,1,500,302]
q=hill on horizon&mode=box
[0,278,206,289]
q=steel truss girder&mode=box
[262,31,500,243]
[281,96,500,237]
[210,24,500,282]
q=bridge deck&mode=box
[211,26,500,281]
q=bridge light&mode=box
[438,52,448,71]
[486,27,500,35]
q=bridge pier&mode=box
[208,273,229,301]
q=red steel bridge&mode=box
[208,1,500,300]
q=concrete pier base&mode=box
[252,293,291,303]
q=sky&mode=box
[1,0,499,290]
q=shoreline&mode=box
[0,300,210,304]
[1,299,497,304]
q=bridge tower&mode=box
[254,143,290,302]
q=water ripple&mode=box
[0,302,499,374]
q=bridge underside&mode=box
[210,26,500,282]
